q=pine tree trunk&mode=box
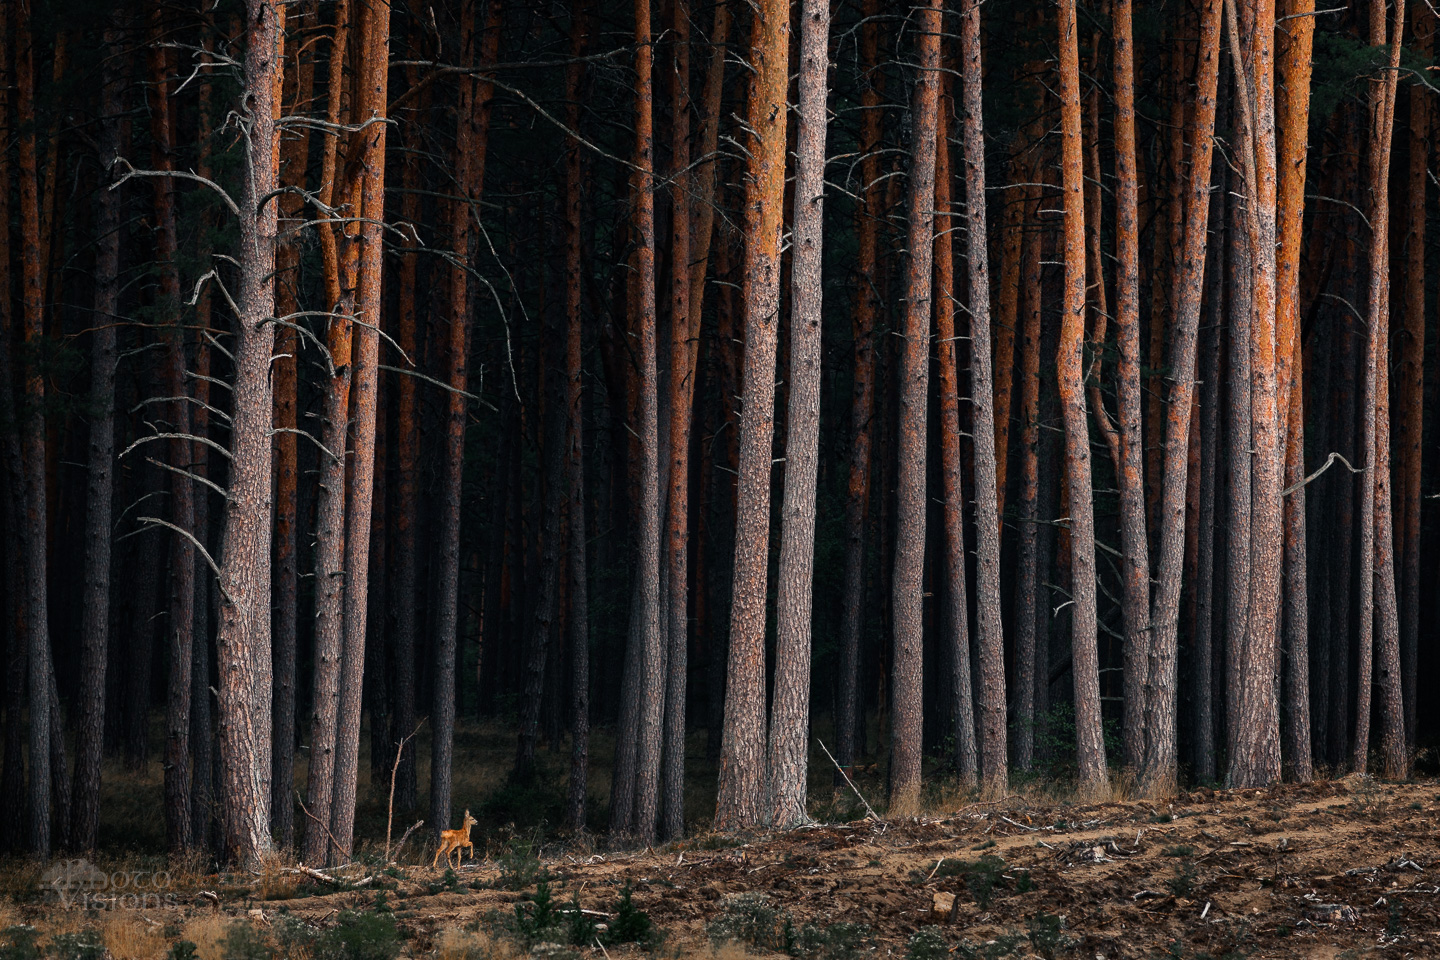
[303,0,351,866]
[330,0,393,858]
[145,19,196,853]
[1193,182,1225,784]
[1057,0,1107,796]
[933,93,977,789]
[215,0,283,867]
[563,1,591,836]
[1364,0,1407,777]
[889,0,941,815]
[16,0,53,856]
[714,0,790,832]
[1354,0,1406,775]
[1012,176,1043,774]
[1226,0,1284,788]
[271,1,316,848]
[0,0,25,856]
[1139,0,1222,796]
[1398,5,1429,754]
[768,0,830,827]
[614,0,665,845]
[1275,0,1315,782]
[836,0,881,784]
[389,66,426,815]
[660,0,694,842]
[73,23,123,853]
[958,0,1007,798]
[1110,0,1151,781]
[436,0,499,839]
[993,167,1024,527]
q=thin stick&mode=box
[385,720,427,862]
[392,820,425,862]
[296,790,349,864]
[816,738,881,821]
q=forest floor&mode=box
[4,774,1440,959]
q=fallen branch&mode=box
[817,738,881,822]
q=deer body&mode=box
[433,809,478,869]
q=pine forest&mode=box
[1,0,1440,951]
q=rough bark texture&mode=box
[1361,0,1407,777]
[330,0,393,858]
[660,0,694,842]
[768,0,830,828]
[1354,0,1406,776]
[1111,0,1152,782]
[215,0,283,867]
[625,0,665,844]
[1226,0,1284,789]
[303,0,351,866]
[960,0,1007,798]
[1057,0,1107,796]
[715,0,789,831]
[1275,0,1314,782]
[890,0,940,815]
[1140,0,1222,796]
[933,94,977,788]
[271,1,315,849]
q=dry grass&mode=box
[708,938,753,960]
[434,926,522,960]
[103,914,170,960]
[181,913,237,960]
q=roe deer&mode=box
[433,809,478,869]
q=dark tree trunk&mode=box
[836,0,881,785]
[73,23,124,853]
[16,0,54,856]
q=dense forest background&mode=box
[0,0,1437,868]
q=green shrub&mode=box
[904,928,949,960]
[274,916,318,958]
[219,922,273,960]
[603,884,660,949]
[790,922,872,960]
[513,881,562,944]
[962,855,1007,909]
[1166,863,1198,899]
[314,910,403,960]
[564,894,597,948]
[1026,914,1075,960]
[495,838,550,891]
[0,926,40,960]
[46,932,104,960]
[708,893,788,953]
